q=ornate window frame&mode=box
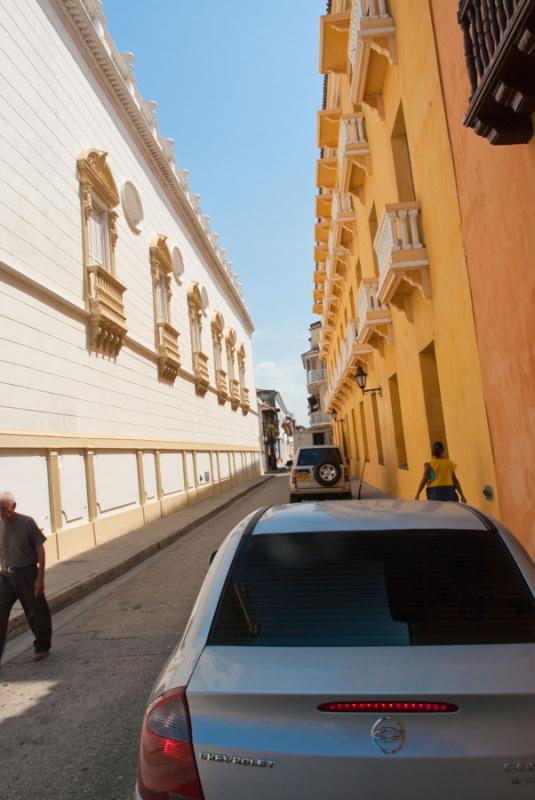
[187,283,210,395]
[150,234,180,384]
[211,312,228,404]
[226,328,240,411]
[78,149,127,357]
[237,343,250,414]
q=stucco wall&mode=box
[0,0,258,446]
[430,1,535,557]
[324,0,497,518]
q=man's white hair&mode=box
[0,491,15,506]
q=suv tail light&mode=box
[138,687,204,799]
[291,469,297,483]
[344,466,350,482]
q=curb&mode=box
[7,474,273,638]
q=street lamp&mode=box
[355,365,382,396]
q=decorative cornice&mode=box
[51,0,254,333]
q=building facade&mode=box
[430,1,535,557]
[314,1,499,528]
[257,390,295,471]
[301,321,333,446]
[0,0,260,563]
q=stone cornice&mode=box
[50,0,254,334]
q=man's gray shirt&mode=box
[0,514,46,569]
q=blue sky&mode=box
[104,0,325,424]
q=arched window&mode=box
[225,329,240,410]
[188,283,210,395]
[150,234,180,384]
[78,149,127,357]
[237,344,250,414]
[211,312,227,404]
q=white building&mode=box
[0,0,260,562]
[301,322,333,445]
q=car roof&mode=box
[253,500,489,534]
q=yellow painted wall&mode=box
[321,0,498,514]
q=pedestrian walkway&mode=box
[7,473,271,638]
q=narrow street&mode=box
[0,476,288,800]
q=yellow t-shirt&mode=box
[427,458,457,487]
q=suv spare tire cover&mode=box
[313,460,342,487]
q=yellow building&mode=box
[314,0,498,512]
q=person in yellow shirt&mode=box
[415,441,467,502]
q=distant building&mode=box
[257,390,295,471]
[300,322,333,447]
[0,0,260,562]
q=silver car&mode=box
[135,501,535,800]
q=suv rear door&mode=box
[188,528,535,800]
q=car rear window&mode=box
[297,448,342,466]
[208,531,535,647]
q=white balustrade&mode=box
[307,368,327,384]
[348,0,390,69]
[374,203,423,283]
[338,116,367,173]
[311,411,332,426]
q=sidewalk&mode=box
[7,473,272,638]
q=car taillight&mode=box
[138,687,205,800]
[318,700,458,713]
[344,467,350,481]
[291,469,297,482]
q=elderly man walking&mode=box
[0,491,52,662]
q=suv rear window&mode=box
[297,448,342,466]
[209,531,535,647]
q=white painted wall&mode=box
[0,0,258,449]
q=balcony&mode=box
[356,279,392,345]
[315,193,333,221]
[348,0,397,117]
[215,368,228,404]
[330,319,374,399]
[374,202,431,308]
[310,411,332,427]
[314,244,329,264]
[156,321,180,384]
[230,378,241,410]
[313,302,324,315]
[315,220,330,244]
[316,156,338,191]
[87,265,127,358]
[241,386,250,414]
[338,115,371,194]
[458,0,535,144]
[307,367,328,387]
[193,350,210,395]
[320,9,351,74]
[313,269,327,283]
[317,109,341,149]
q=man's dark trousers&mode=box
[0,564,52,659]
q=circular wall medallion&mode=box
[121,181,144,234]
[172,246,184,284]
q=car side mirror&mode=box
[209,549,218,566]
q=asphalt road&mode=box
[0,474,288,800]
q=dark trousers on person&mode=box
[0,564,52,660]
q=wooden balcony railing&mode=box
[193,350,210,395]
[156,321,180,384]
[87,265,127,357]
[215,368,228,404]
[230,378,241,410]
[458,0,535,143]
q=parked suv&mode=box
[289,445,351,502]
